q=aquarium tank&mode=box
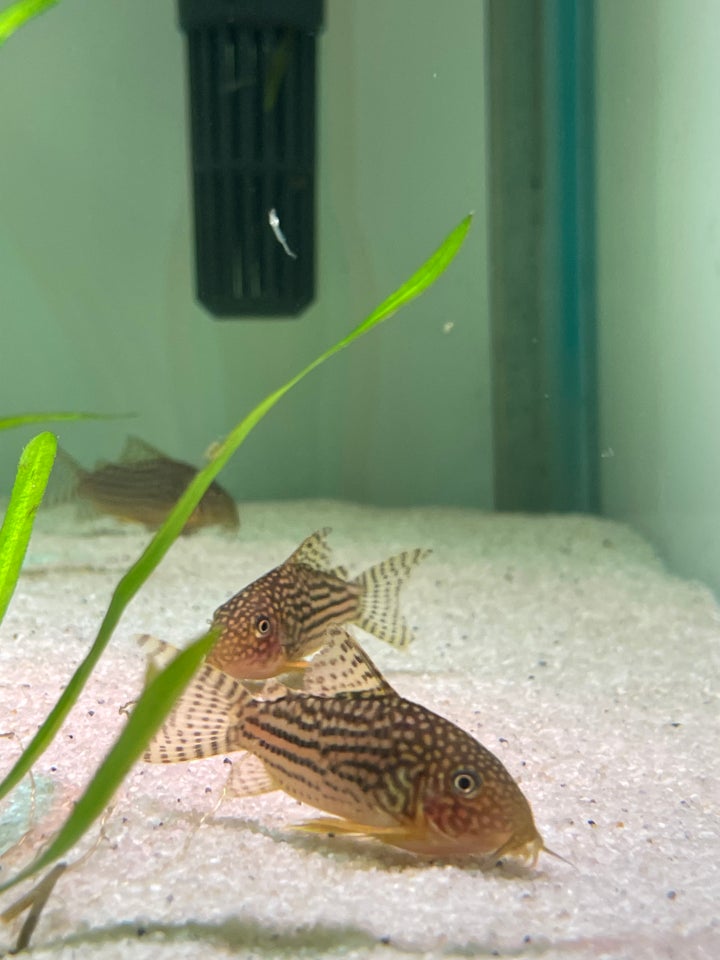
[0,1,717,958]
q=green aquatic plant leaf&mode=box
[0,412,132,431]
[0,0,58,47]
[0,432,56,625]
[0,213,472,808]
[0,630,218,894]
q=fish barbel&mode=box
[142,627,546,862]
[48,435,239,534]
[209,528,430,679]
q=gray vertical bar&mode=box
[543,0,599,513]
[487,0,550,511]
[487,0,598,512]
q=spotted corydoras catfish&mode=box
[142,626,549,863]
[208,529,430,680]
[48,435,239,534]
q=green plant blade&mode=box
[0,0,58,46]
[0,432,57,625]
[0,213,472,805]
[0,412,133,431]
[0,630,217,894]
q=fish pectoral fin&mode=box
[282,659,310,672]
[293,817,415,845]
[226,753,279,798]
[284,527,334,571]
[302,626,394,696]
[292,817,373,837]
[354,547,431,649]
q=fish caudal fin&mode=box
[138,635,250,764]
[303,625,394,696]
[353,548,431,649]
[42,446,84,508]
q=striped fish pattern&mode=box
[208,529,430,680]
[142,627,546,862]
[49,435,239,534]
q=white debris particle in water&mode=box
[268,208,298,259]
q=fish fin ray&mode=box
[284,527,334,571]
[302,626,394,696]
[292,817,367,836]
[353,548,431,649]
[118,434,168,464]
[293,817,415,845]
[42,446,84,507]
[139,636,250,764]
[226,752,279,798]
[137,633,179,670]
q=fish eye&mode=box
[256,616,271,635]
[452,769,482,797]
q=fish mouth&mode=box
[414,802,545,862]
[397,816,516,859]
[393,832,515,859]
[493,830,545,865]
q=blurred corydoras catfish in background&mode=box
[47,435,239,534]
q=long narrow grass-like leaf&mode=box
[0,213,472,804]
[0,0,58,46]
[0,412,132,431]
[0,432,57,625]
[0,630,217,894]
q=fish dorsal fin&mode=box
[119,435,167,464]
[302,626,395,696]
[353,547,431,649]
[227,752,279,799]
[284,527,335,571]
[138,635,250,764]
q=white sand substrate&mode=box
[0,501,718,959]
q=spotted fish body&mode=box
[142,628,545,862]
[50,436,239,534]
[209,529,430,679]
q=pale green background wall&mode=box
[0,0,491,507]
[596,0,720,594]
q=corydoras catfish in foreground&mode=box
[48,435,239,533]
[142,626,555,864]
[209,528,430,679]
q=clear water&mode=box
[1,2,719,957]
